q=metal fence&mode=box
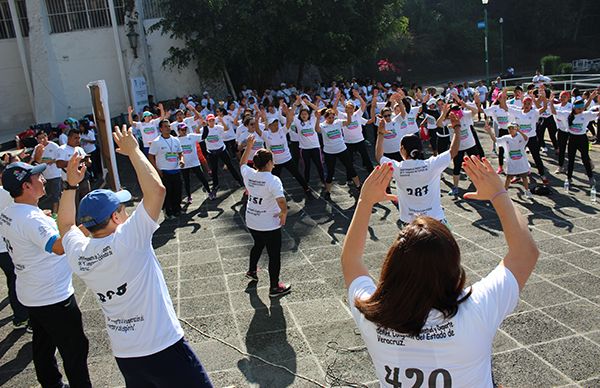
[0,0,28,39]
[45,0,125,34]
[142,0,163,20]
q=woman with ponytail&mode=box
[564,92,600,188]
[375,113,462,226]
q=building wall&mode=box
[0,38,34,139]
[0,17,225,137]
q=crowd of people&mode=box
[0,73,599,387]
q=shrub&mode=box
[541,55,561,75]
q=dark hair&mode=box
[297,107,311,123]
[36,130,48,137]
[401,135,424,160]
[381,107,392,116]
[159,119,170,129]
[514,86,523,93]
[402,98,411,114]
[253,149,273,170]
[243,116,254,126]
[8,175,32,198]
[355,217,471,336]
[67,129,80,137]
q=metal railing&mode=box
[0,0,28,39]
[46,0,125,34]
[499,74,600,92]
[141,0,163,20]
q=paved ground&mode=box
[1,123,600,387]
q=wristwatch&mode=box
[63,182,79,190]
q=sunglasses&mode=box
[383,114,391,118]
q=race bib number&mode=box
[406,185,429,197]
[248,194,263,205]
[384,366,452,388]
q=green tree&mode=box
[150,0,408,91]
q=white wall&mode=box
[0,39,34,140]
[50,27,128,120]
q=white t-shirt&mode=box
[38,141,62,179]
[349,265,519,388]
[80,131,97,154]
[378,116,416,155]
[241,165,284,231]
[169,118,195,134]
[508,107,539,137]
[0,203,73,306]
[133,119,161,148]
[382,151,451,223]
[294,117,320,150]
[496,134,530,175]
[178,134,203,168]
[148,136,182,171]
[477,85,488,101]
[237,127,266,160]
[552,104,572,132]
[204,125,227,152]
[339,109,368,144]
[507,98,522,108]
[63,203,184,358]
[319,119,347,154]
[0,187,12,253]
[404,109,421,134]
[58,145,87,181]
[262,128,292,164]
[58,133,68,146]
[568,111,599,135]
[441,120,475,151]
[424,113,438,130]
[483,106,510,130]
[220,116,237,141]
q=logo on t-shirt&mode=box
[270,144,285,154]
[165,152,178,162]
[181,144,193,154]
[460,127,469,140]
[326,129,342,139]
[570,123,584,134]
[497,116,509,125]
[347,121,359,130]
[252,141,264,150]
[509,150,523,160]
[206,135,219,143]
[143,127,155,134]
[384,129,397,139]
[520,123,532,133]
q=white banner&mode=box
[130,76,149,115]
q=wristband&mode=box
[490,189,508,202]
[64,182,79,190]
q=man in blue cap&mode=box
[58,125,212,387]
[0,161,91,388]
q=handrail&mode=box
[497,73,600,91]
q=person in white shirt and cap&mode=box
[58,125,213,387]
[0,161,91,388]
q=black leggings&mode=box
[471,126,485,157]
[557,130,569,167]
[207,148,242,190]
[497,128,509,167]
[161,171,182,216]
[527,136,545,176]
[453,146,480,175]
[324,150,358,183]
[345,141,374,179]
[537,116,558,149]
[224,139,238,159]
[181,166,210,196]
[436,134,451,154]
[567,133,593,180]
[301,148,325,183]
[289,141,300,162]
[249,228,282,289]
[272,159,309,190]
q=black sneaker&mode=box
[245,271,258,282]
[269,282,291,297]
[323,192,331,200]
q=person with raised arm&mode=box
[376,112,461,226]
[58,125,213,387]
[128,103,166,154]
[239,134,291,297]
[341,155,538,387]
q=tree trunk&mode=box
[222,67,236,98]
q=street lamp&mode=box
[482,0,489,84]
[499,17,504,72]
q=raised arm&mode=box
[448,113,462,159]
[374,120,388,162]
[436,104,450,128]
[463,156,539,290]
[314,110,322,133]
[354,89,367,113]
[187,103,201,121]
[114,125,166,221]
[127,106,135,126]
[341,164,396,287]
[57,153,88,236]
[158,103,166,121]
[240,134,255,166]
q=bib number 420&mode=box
[384,366,451,388]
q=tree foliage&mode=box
[150,0,408,89]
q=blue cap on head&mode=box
[573,99,585,109]
[1,162,46,194]
[78,189,132,228]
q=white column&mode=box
[107,0,131,106]
[26,0,68,123]
[7,0,34,115]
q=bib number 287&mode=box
[406,185,429,197]
[384,366,451,388]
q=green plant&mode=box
[541,55,561,74]
[558,62,573,74]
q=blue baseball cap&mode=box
[1,162,46,195]
[78,189,132,228]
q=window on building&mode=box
[0,0,29,40]
[46,0,124,34]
